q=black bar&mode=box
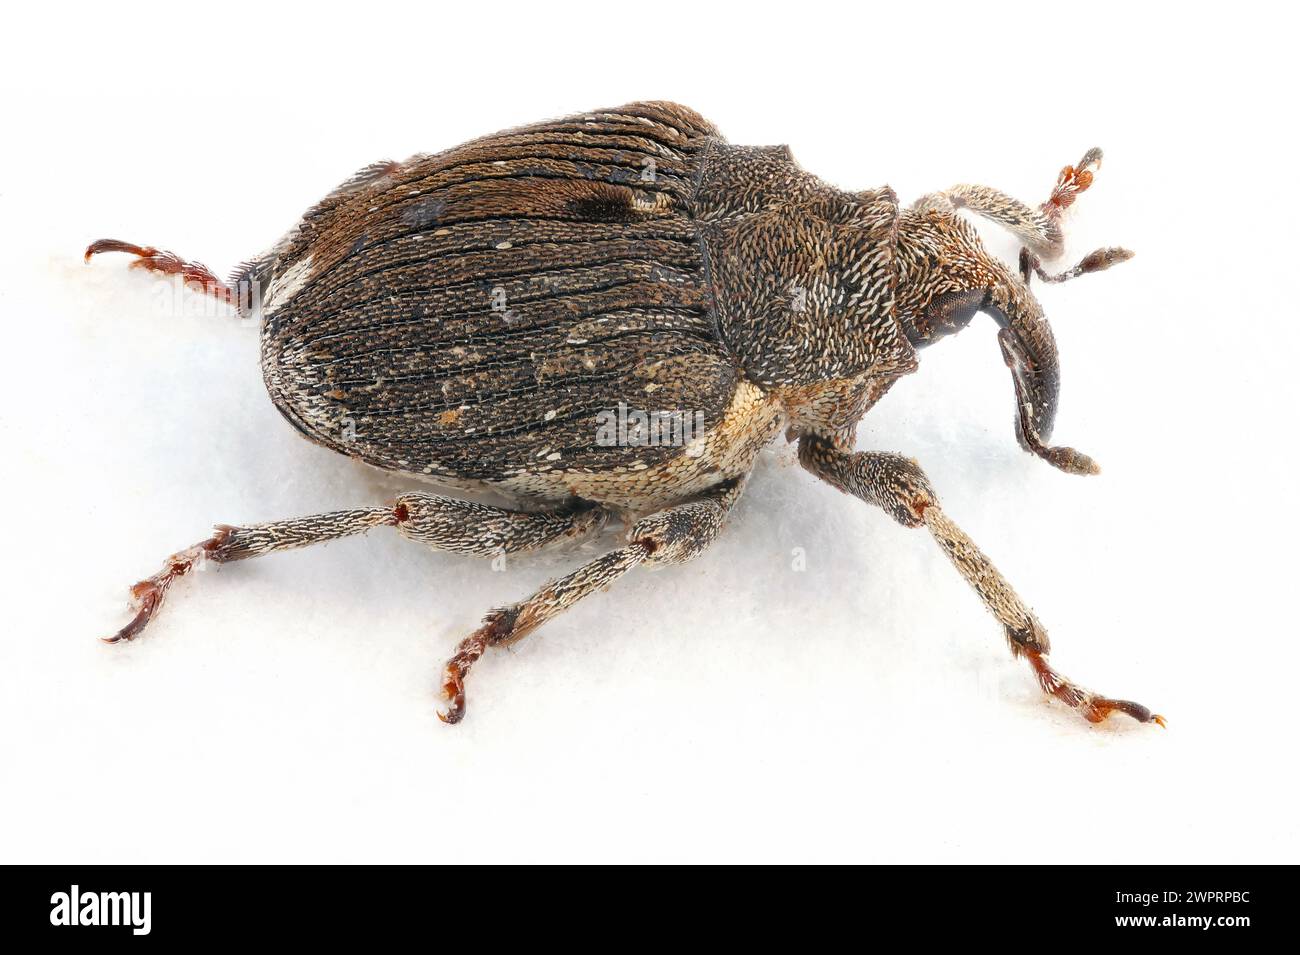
[3,865,1288,944]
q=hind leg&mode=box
[104,494,606,643]
[85,238,241,306]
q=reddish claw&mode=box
[1023,647,1165,728]
[438,664,468,725]
[436,610,518,724]
[1043,147,1103,217]
[103,533,228,644]
[85,237,236,306]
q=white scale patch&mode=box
[263,255,314,315]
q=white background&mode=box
[2,1,1297,863]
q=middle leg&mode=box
[438,480,744,723]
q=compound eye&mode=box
[922,289,986,343]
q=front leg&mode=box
[799,436,1163,727]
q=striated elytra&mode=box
[86,101,1160,727]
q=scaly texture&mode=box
[256,102,917,513]
[259,103,733,502]
[87,104,1157,728]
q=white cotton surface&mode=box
[1,1,1297,863]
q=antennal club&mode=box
[1020,246,1135,285]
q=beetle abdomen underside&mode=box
[260,103,738,494]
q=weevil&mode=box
[87,101,1162,726]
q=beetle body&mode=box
[87,102,1159,727]
[254,102,908,516]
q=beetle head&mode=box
[896,210,1132,475]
